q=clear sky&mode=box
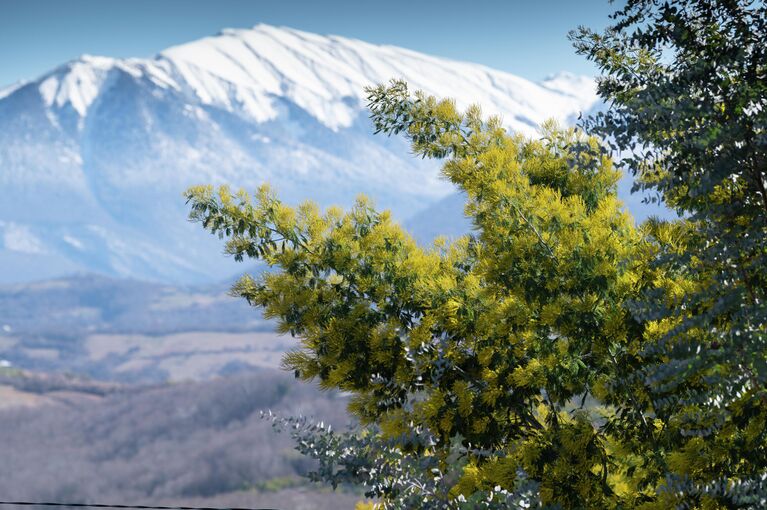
[0,0,616,88]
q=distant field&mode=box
[0,274,267,338]
[1,329,294,383]
[85,331,295,381]
[0,384,51,408]
[0,274,301,382]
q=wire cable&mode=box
[0,502,278,510]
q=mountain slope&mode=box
[0,24,599,284]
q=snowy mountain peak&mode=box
[153,24,598,132]
[0,24,602,284]
[14,24,597,133]
[37,55,118,116]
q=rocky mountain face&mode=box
[0,24,599,284]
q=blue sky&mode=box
[0,0,616,87]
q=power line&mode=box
[0,502,278,510]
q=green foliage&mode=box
[571,1,767,507]
[186,80,649,508]
[262,408,544,508]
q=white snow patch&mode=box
[37,55,117,116]
[39,76,59,105]
[0,222,46,254]
[541,71,598,102]
[63,235,84,250]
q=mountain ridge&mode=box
[0,24,599,284]
[21,24,597,133]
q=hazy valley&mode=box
[1,22,620,508]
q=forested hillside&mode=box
[0,368,358,509]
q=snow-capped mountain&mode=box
[0,24,599,284]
